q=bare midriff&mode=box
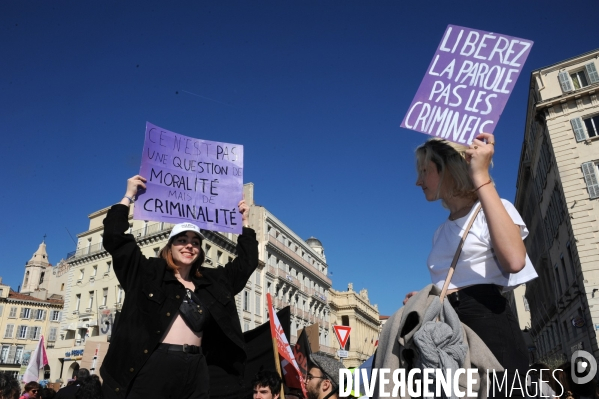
[161,276,202,346]
[161,313,203,346]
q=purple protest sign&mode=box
[134,122,244,234]
[401,25,533,145]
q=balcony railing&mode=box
[67,222,173,259]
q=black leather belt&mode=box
[157,343,202,355]
[447,291,460,306]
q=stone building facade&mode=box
[0,279,63,380]
[244,184,335,353]
[515,48,599,363]
[328,283,380,367]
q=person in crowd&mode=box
[404,134,538,397]
[252,370,282,399]
[555,362,598,399]
[74,375,102,399]
[55,369,89,399]
[306,354,344,399]
[100,175,258,399]
[36,387,56,399]
[19,382,39,399]
[0,372,20,399]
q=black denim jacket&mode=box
[100,204,258,399]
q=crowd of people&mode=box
[0,368,102,399]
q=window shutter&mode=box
[27,327,35,340]
[582,162,599,199]
[42,310,47,321]
[586,62,599,84]
[0,305,3,317]
[4,324,13,338]
[48,328,57,342]
[571,117,587,142]
[19,308,24,318]
[558,71,574,92]
[7,346,16,364]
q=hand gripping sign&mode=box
[401,25,533,145]
[135,122,244,234]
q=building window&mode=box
[244,322,249,332]
[572,115,599,142]
[8,307,17,318]
[20,308,31,319]
[154,248,160,257]
[559,63,599,93]
[243,290,250,312]
[14,347,23,364]
[0,345,8,363]
[92,265,98,276]
[554,265,562,296]
[79,269,84,281]
[51,310,60,321]
[4,324,14,338]
[88,291,94,310]
[35,309,45,320]
[570,70,589,90]
[75,294,81,311]
[106,261,112,273]
[117,286,123,304]
[48,327,58,342]
[30,326,41,340]
[255,293,261,316]
[255,271,261,286]
[581,161,599,199]
[18,326,28,339]
[560,255,569,288]
[102,288,108,306]
[60,283,64,291]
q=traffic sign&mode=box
[333,325,351,349]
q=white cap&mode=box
[168,222,205,241]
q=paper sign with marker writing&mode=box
[134,122,244,234]
[401,25,533,145]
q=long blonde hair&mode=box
[415,138,481,204]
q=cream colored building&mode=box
[46,195,259,380]
[0,278,63,380]
[244,184,335,354]
[328,283,380,367]
[515,48,599,363]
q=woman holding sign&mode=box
[100,175,258,399]
[406,133,537,394]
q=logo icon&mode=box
[571,350,597,384]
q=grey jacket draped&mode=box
[373,284,503,399]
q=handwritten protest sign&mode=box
[134,122,244,234]
[401,25,533,145]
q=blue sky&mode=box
[2,1,597,316]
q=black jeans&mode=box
[449,285,529,398]
[125,345,209,399]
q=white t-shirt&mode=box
[428,199,538,291]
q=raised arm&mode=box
[222,199,259,294]
[103,175,148,291]
[466,133,526,273]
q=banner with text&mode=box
[135,122,244,234]
[401,25,533,145]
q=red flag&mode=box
[267,293,307,397]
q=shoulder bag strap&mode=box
[439,203,482,303]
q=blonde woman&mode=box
[406,133,537,396]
